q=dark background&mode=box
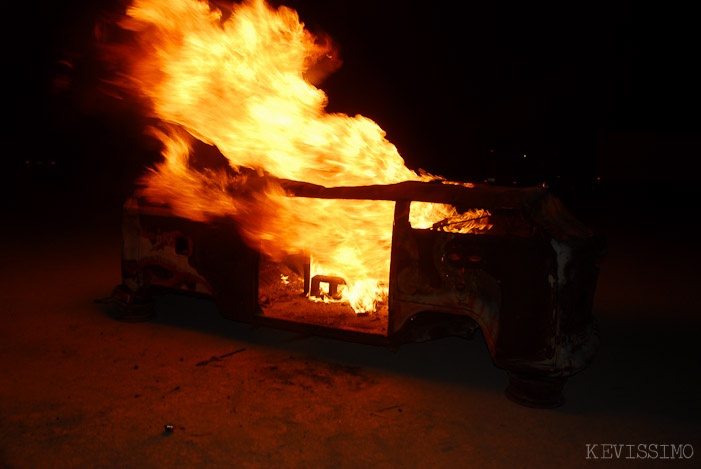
[5,0,699,211]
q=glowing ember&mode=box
[116,0,489,313]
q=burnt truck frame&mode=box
[113,179,604,407]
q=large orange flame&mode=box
[118,0,489,313]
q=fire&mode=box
[116,0,490,313]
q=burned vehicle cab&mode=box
[389,187,604,407]
[116,181,604,407]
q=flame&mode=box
[117,0,489,313]
[409,203,492,233]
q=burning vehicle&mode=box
[116,177,603,407]
[107,0,604,407]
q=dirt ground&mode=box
[1,181,700,468]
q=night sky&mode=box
[6,0,699,210]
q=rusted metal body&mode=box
[117,180,604,406]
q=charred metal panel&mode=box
[122,196,260,321]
